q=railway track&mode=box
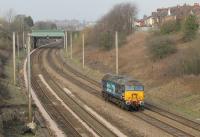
[145,103,200,132]
[31,48,82,137]
[44,45,200,137]
[53,47,200,128]
[31,45,119,137]
[53,47,200,133]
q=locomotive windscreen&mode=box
[125,85,144,91]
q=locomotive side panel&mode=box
[101,74,144,111]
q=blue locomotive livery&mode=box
[102,74,144,111]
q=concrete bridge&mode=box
[31,30,65,48]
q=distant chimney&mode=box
[168,8,171,16]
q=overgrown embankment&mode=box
[69,14,200,120]
[0,24,13,104]
[0,13,50,136]
[0,20,30,136]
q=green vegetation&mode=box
[182,15,199,42]
[0,12,30,103]
[147,36,177,60]
[0,10,38,136]
[181,53,200,75]
[170,39,200,76]
[160,20,181,34]
[159,15,199,41]
[147,14,199,61]
[99,31,114,50]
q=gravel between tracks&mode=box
[55,46,200,137]
[51,45,200,136]
[43,46,172,137]
[39,74,100,137]
[23,44,66,137]
[40,49,121,137]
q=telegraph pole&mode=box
[17,33,20,58]
[23,32,25,49]
[27,34,32,122]
[13,32,16,85]
[65,31,68,54]
[115,31,119,75]
[82,33,85,68]
[64,32,66,49]
[70,32,73,59]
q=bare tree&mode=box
[89,2,137,50]
[4,9,16,24]
[99,3,137,33]
[34,21,57,30]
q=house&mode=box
[143,3,200,27]
[145,16,156,27]
[134,19,145,27]
[161,8,177,23]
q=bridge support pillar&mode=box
[33,37,37,49]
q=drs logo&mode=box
[106,82,115,93]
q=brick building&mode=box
[144,3,200,27]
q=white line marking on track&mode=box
[63,88,74,97]
[63,88,127,137]
[23,42,66,137]
[39,74,100,137]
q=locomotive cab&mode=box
[102,74,145,111]
[123,85,144,110]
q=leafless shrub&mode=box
[146,35,177,60]
[4,9,16,24]
[34,21,57,30]
[0,83,10,99]
[168,38,200,76]
[88,2,137,50]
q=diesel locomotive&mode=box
[102,74,144,110]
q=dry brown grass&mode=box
[72,32,200,118]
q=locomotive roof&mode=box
[102,73,142,85]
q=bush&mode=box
[88,2,137,50]
[97,31,126,50]
[160,20,181,34]
[168,38,200,76]
[0,83,10,99]
[181,56,200,75]
[147,36,177,60]
[177,46,200,75]
[182,15,199,42]
[99,31,114,50]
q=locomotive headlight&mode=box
[139,101,144,105]
[126,101,131,105]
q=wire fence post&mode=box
[64,31,66,49]
[82,33,85,68]
[66,31,68,55]
[13,32,16,85]
[115,31,119,75]
[27,34,32,122]
[70,32,73,59]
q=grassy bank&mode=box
[60,32,200,122]
[0,49,49,137]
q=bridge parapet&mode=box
[31,29,65,48]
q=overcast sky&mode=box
[0,0,199,21]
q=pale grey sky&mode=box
[0,0,199,21]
